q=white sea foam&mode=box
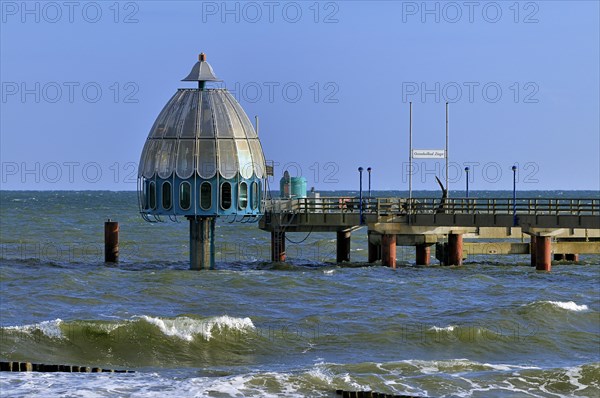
[429,325,456,332]
[564,366,587,392]
[402,359,540,375]
[0,372,290,398]
[3,319,64,339]
[545,301,589,312]
[139,315,255,341]
[306,364,334,385]
[0,361,593,398]
[481,363,540,371]
[323,269,335,275]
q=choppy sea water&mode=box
[1,191,599,397]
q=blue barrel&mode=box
[290,177,307,198]
[280,175,307,198]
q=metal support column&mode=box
[447,233,463,266]
[189,216,215,270]
[368,231,381,263]
[381,234,397,269]
[271,230,286,262]
[445,102,449,197]
[535,236,552,271]
[530,235,537,267]
[565,253,579,261]
[336,230,351,263]
[415,244,430,266]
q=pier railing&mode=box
[265,197,600,216]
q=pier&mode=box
[260,196,600,271]
[132,54,599,273]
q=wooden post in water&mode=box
[0,361,132,373]
[104,219,119,263]
[336,230,351,263]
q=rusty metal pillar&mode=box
[530,235,537,267]
[381,234,396,268]
[271,230,286,262]
[415,244,430,266]
[535,236,552,271]
[336,230,351,263]
[104,219,119,263]
[565,253,579,262]
[368,232,381,263]
[447,233,463,266]
[189,216,215,270]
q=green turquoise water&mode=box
[1,191,599,397]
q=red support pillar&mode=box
[367,232,381,263]
[271,230,286,262]
[381,234,396,268]
[336,230,351,263]
[530,235,537,267]
[447,233,463,266]
[535,236,551,271]
[415,244,430,266]
[565,253,579,262]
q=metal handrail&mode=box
[263,197,600,216]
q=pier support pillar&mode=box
[535,236,551,271]
[336,230,351,263]
[271,230,286,262]
[554,253,566,261]
[104,219,119,263]
[368,239,381,263]
[447,233,463,266]
[189,216,215,270]
[415,244,431,266]
[565,253,579,262]
[381,234,396,268]
[367,232,381,263]
[530,235,537,267]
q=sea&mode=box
[1,190,599,397]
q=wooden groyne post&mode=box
[104,219,119,263]
[0,361,132,373]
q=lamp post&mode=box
[465,166,470,198]
[367,167,372,198]
[358,167,364,225]
[512,165,517,226]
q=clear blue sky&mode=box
[1,1,598,191]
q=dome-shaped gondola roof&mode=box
[138,54,266,182]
